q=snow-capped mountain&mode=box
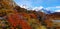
[32,6,52,14]
[19,5,60,14]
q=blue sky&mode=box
[14,0,60,12]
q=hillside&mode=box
[0,0,60,29]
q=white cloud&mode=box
[46,6,60,11]
[55,10,60,12]
[46,6,60,9]
[56,6,60,8]
[42,6,60,13]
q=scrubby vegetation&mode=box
[0,0,60,29]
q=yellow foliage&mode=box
[5,9,14,14]
[0,0,16,9]
[40,26,47,29]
